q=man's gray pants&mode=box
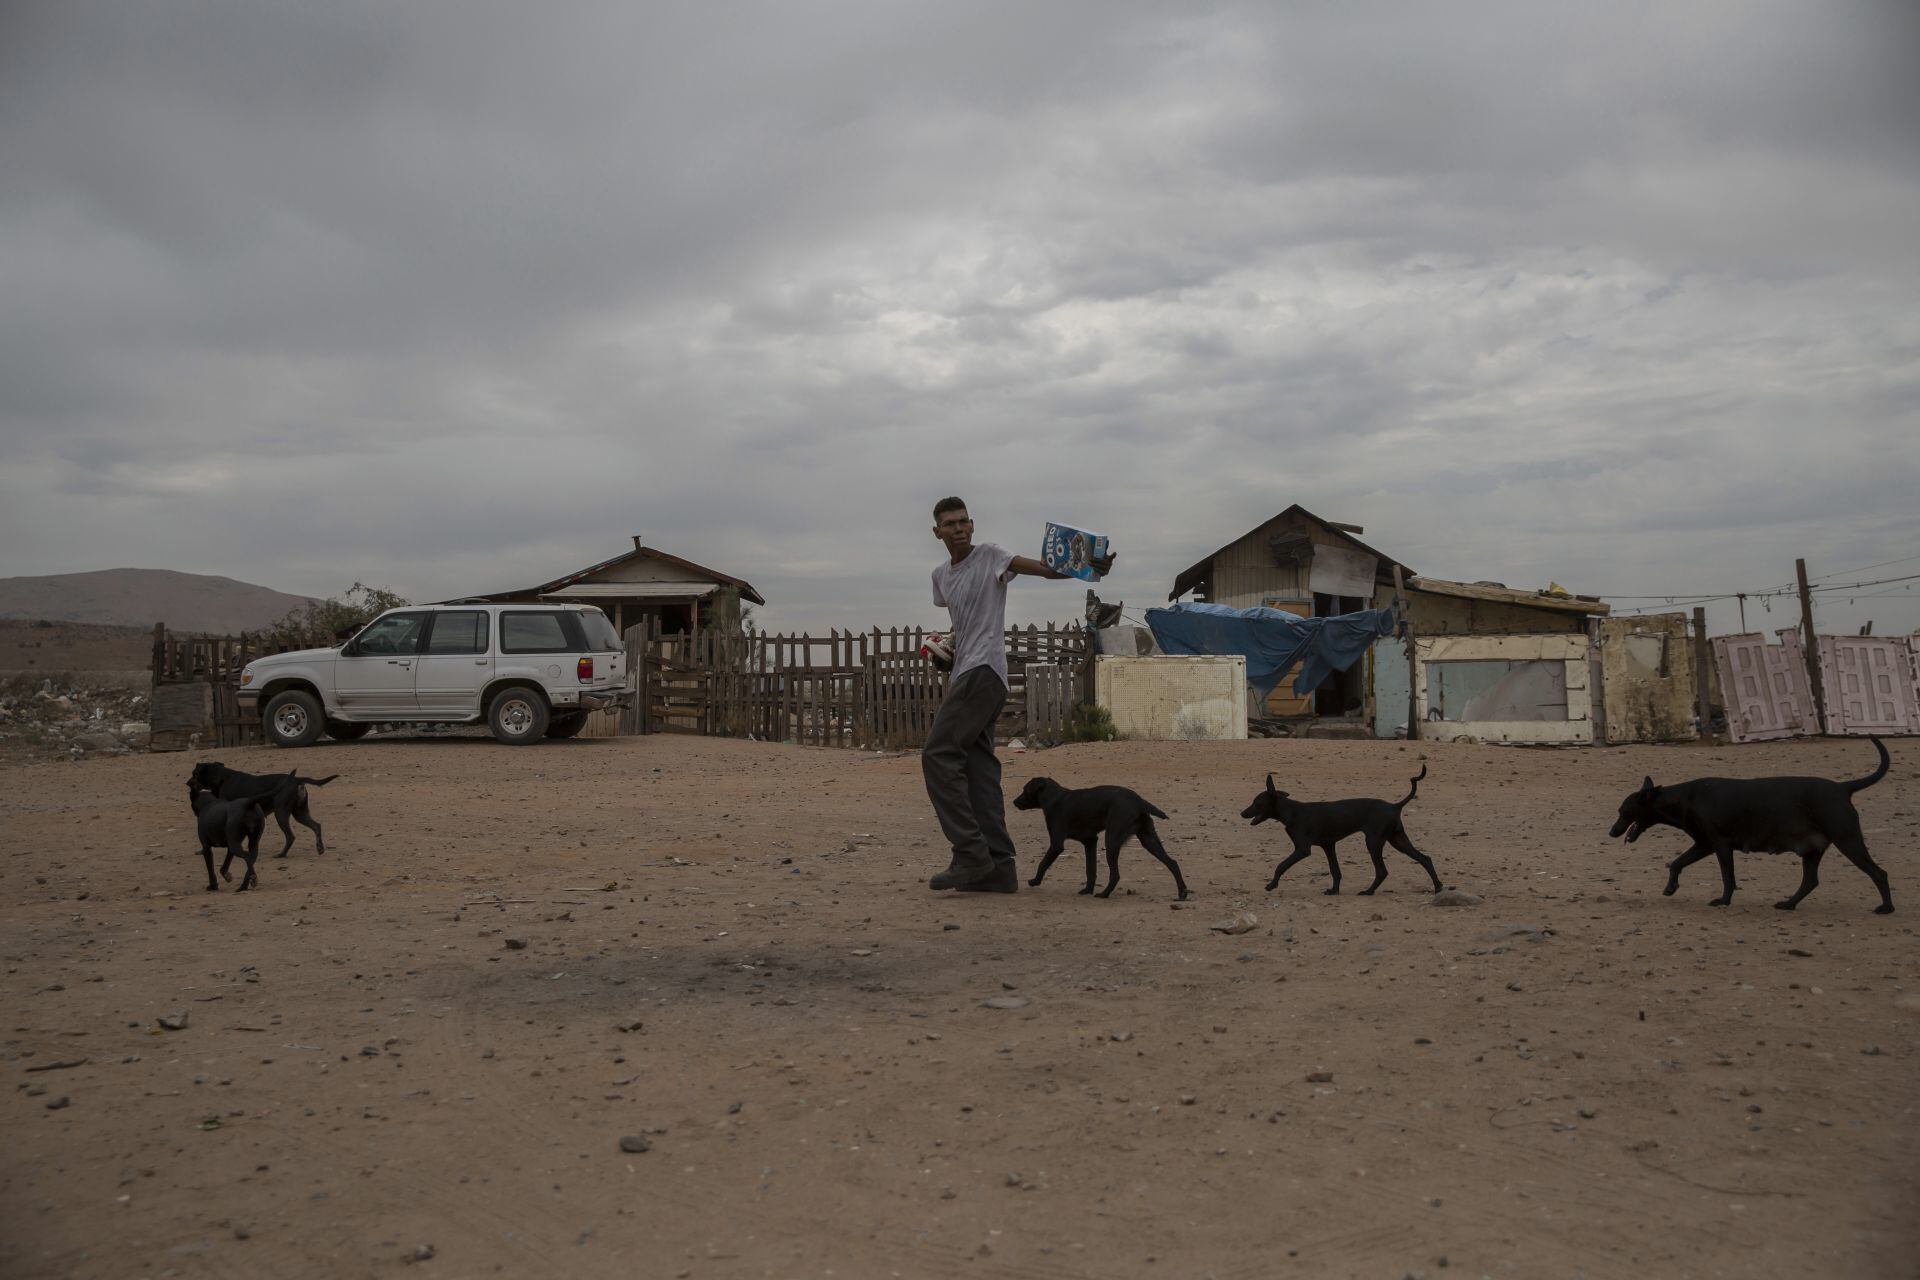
[922,666,1014,871]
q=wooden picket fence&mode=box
[148,618,1088,752]
[630,620,1089,748]
[150,623,314,748]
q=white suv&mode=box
[238,603,631,747]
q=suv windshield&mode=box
[578,610,622,652]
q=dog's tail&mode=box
[1394,764,1429,809]
[1143,801,1169,821]
[294,774,340,787]
[1842,737,1890,795]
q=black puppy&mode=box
[189,788,267,892]
[1013,777,1189,900]
[1610,736,1893,914]
[1241,766,1441,896]
[188,762,336,858]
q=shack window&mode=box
[1427,660,1568,721]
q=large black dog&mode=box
[189,788,267,892]
[187,762,337,858]
[1013,777,1190,900]
[1241,766,1441,896]
[1610,736,1893,914]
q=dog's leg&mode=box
[1029,842,1067,889]
[1135,820,1188,901]
[272,798,296,858]
[1266,840,1313,892]
[1775,847,1823,911]
[199,841,219,892]
[292,792,325,855]
[242,821,262,890]
[1387,825,1443,892]
[1320,843,1342,895]
[1357,833,1389,895]
[220,808,250,882]
[1663,843,1712,896]
[1831,833,1894,914]
[1079,837,1098,894]
[1095,830,1127,898]
[1709,844,1737,906]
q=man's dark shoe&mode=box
[957,858,1019,893]
[929,855,996,891]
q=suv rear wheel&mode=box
[487,686,550,745]
[264,690,326,748]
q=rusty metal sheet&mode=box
[1818,635,1920,735]
[1712,631,1815,742]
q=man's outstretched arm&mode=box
[1007,552,1116,579]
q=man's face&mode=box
[933,508,973,553]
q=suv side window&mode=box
[353,612,430,656]
[424,611,489,655]
[500,611,577,654]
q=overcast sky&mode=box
[3,1,1917,637]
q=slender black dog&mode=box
[189,788,267,892]
[187,762,337,858]
[1013,777,1190,900]
[1610,735,1893,914]
[1241,765,1441,896]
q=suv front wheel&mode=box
[487,686,550,745]
[264,690,326,748]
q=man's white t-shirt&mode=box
[932,542,1016,687]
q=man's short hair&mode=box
[932,496,968,522]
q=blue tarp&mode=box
[1144,602,1399,698]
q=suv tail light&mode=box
[577,656,594,682]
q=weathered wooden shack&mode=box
[1168,504,1408,719]
[446,536,764,641]
[1167,506,1632,741]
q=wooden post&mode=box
[1691,606,1715,741]
[1392,566,1418,740]
[1796,558,1828,734]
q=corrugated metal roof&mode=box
[1407,576,1610,615]
[538,582,718,600]
[1169,504,1410,601]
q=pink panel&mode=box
[1820,636,1920,735]
[1713,632,1811,742]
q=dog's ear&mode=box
[1266,773,1276,794]
[1639,776,1657,795]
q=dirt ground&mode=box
[2,734,1916,1280]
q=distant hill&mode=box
[0,569,319,634]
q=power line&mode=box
[1809,551,1920,580]
[1809,572,1920,594]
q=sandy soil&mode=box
[3,734,1916,1280]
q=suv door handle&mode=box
[387,660,412,667]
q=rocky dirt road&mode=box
[3,734,1916,1279]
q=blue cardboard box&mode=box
[1041,521,1110,582]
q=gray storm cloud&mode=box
[2,1,1916,635]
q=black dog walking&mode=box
[1610,735,1893,913]
[187,762,337,858]
[189,789,267,892]
[1242,765,1442,896]
[1013,777,1189,900]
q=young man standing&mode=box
[925,497,1113,892]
